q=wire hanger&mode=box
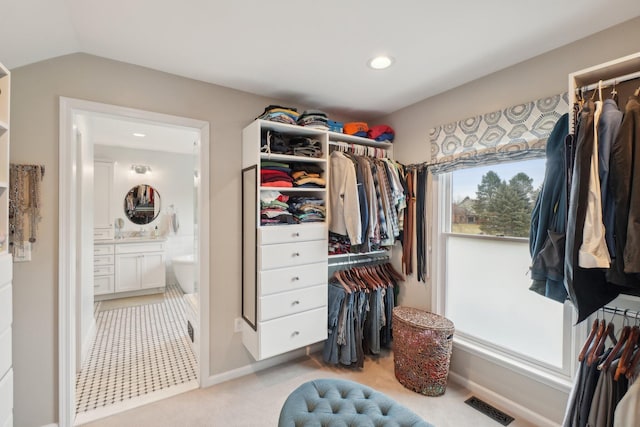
[610,80,619,104]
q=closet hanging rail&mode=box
[601,305,640,320]
[328,254,390,268]
[579,70,640,92]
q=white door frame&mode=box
[58,97,210,427]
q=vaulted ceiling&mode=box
[1,0,639,118]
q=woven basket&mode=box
[392,307,455,396]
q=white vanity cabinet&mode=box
[93,160,114,240]
[115,241,166,293]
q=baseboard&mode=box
[40,424,58,427]
[448,371,560,427]
[202,343,323,388]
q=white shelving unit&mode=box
[241,120,329,360]
[0,61,13,427]
[241,119,396,361]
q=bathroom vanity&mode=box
[94,237,166,300]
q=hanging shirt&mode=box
[613,376,639,427]
[579,100,611,268]
[329,151,362,244]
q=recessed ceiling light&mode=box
[133,132,146,137]
[368,55,394,70]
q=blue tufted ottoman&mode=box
[278,378,433,427]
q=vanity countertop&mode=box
[95,236,167,245]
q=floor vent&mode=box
[465,396,515,426]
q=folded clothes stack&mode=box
[260,191,295,225]
[291,162,325,188]
[297,110,329,130]
[261,131,323,157]
[344,122,369,138]
[261,161,293,188]
[329,232,351,255]
[367,125,395,142]
[257,105,300,125]
[288,196,325,223]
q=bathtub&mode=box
[173,254,195,294]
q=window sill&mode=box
[452,335,573,394]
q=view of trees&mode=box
[453,170,538,237]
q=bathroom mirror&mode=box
[124,184,161,225]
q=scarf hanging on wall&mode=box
[9,164,45,256]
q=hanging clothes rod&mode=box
[328,254,390,268]
[579,70,640,92]
[601,305,640,321]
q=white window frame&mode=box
[432,171,586,392]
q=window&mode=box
[437,159,574,378]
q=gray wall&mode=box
[9,53,354,427]
[382,16,640,424]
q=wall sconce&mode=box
[131,164,152,174]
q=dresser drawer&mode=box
[94,228,114,240]
[0,369,12,427]
[259,224,326,245]
[0,284,11,333]
[259,307,327,359]
[260,262,327,295]
[94,255,114,266]
[94,275,114,295]
[94,265,114,276]
[260,240,326,270]
[0,328,10,380]
[260,284,327,321]
[94,244,114,256]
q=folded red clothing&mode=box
[262,181,293,188]
[262,175,293,183]
[261,169,291,179]
[367,125,395,140]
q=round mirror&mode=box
[124,184,161,225]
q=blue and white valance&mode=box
[428,93,569,174]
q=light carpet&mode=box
[80,349,538,427]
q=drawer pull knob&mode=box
[291,331,300,337]
[292,276,300,281]
[292,300,300,305]
[292,232,300,237]
[292,252,300,257]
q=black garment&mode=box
[564,101,626,323]
[607,95,640,290]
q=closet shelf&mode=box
[260,153,326,163]
[260,186,325,192]
[256,119,326,136]
[0,121,7,132]
[328,136,392,149]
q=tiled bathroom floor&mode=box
[76,284,198,417]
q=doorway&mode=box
[58,98,210,427]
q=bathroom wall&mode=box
[94,144,195,284]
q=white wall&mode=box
[380,16,640,424]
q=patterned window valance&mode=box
[428,93,569,174]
